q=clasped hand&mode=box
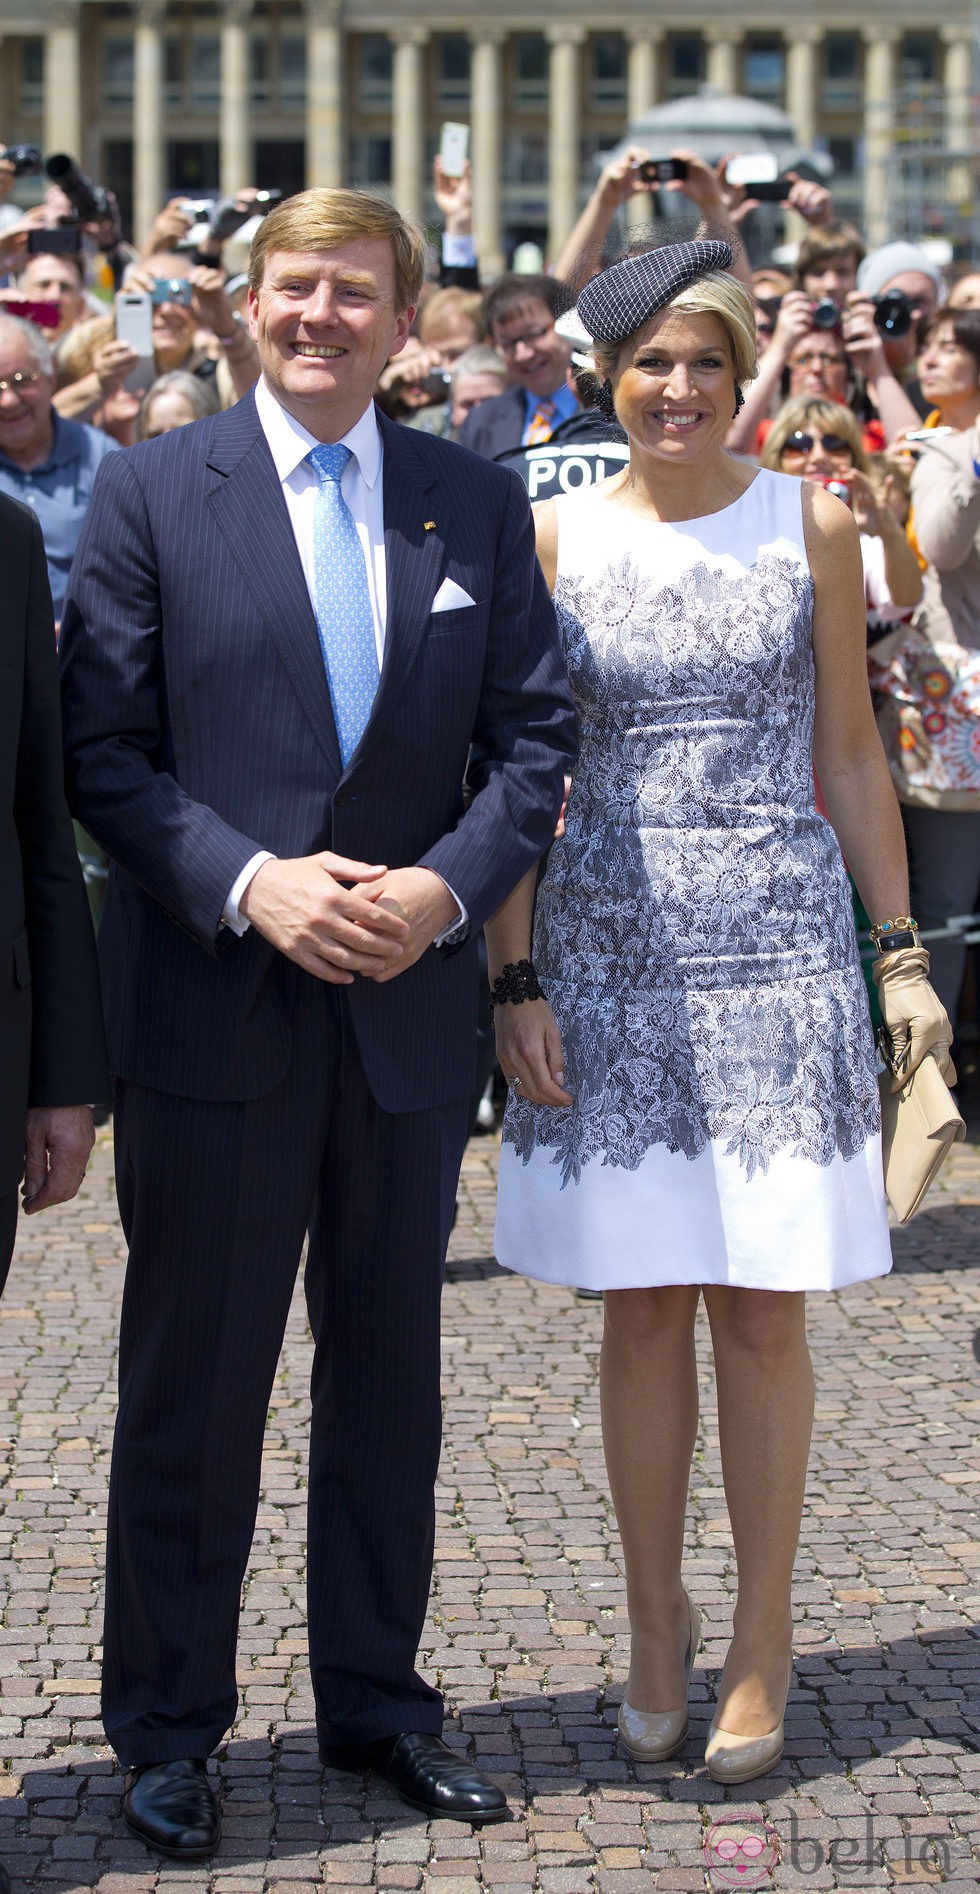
[239,852,456,984]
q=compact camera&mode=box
[810,298,843,332]
[151,276,194,306]
[1,144,42,177]
[636,158,689,185]
[419,368,451,399]
[178,190,283,249]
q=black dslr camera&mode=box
[45,152,112,222]
[871,289,914,338]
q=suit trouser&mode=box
[0,1190,16,1296]
[102,975,469,1766]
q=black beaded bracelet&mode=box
[490,959,545,1008]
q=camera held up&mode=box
[810,291,915,339]
[44,152,112,224]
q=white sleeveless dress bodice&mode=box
[494,470,891,1291]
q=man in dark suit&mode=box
[457,273,578,459]
[1,491,108,1285]
[1,493,109,1894]
[60,189,576,1857]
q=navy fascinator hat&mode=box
[577,239,735,346]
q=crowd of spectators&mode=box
[2,133,979,1060]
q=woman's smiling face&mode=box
[609,309,736,464]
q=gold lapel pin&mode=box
[424,519,436,531]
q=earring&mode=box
[733,385,745,418]
[598,379,617,422]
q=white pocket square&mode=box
[431,577,476,613]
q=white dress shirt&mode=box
[253,373,388,662]
[222,377,465,941]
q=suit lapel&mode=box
[202,399,447,778]
[368,415,444,738]
[204,394,342,775]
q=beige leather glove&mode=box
[872,946,954,1092]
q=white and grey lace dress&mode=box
[494,471,892,1291]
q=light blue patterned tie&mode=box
[308,441,379,765]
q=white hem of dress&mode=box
[494,1132,892,1293]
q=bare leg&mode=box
[702,1286,814,1736]
[600,1285,702,1710]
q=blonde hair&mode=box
[248,188,426,312]
[762,396,868,474]
[418,285,484,347]
[56,312,114,390]
[593,270,758,388]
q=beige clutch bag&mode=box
[878,1051,966,1224]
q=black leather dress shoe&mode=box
[122,1758,221,1859]
[323,1731,508,1824]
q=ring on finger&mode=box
[508,1074,523,1091]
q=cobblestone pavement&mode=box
[3,1111,980,1894]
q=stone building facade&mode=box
[0,2,975,264]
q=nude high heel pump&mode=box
[617,1591,702,1762]
[704,1653,793,1785]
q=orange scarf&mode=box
[906,409,944,573]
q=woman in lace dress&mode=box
[487,242,950,1785]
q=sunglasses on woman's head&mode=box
[780,430,852,459]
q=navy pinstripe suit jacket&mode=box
[59,392,577,1113]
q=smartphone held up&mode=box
[115,289,155,395]
[438,123,469,177]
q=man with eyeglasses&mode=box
[458,273,578,459]
[0,315,117,623]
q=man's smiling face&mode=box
[248,238,414,437]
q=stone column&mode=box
[133,0,166,249]
[220,0,252,196]
[863,29,898,249]
[391,28,427,224]
[705,28,739,97]
[305,0,343,186]
[626,31,663,240]
[942,27,975,213]
[627,30,661,120]
[547,26,583,264]
[471,32,505,278]
[786,27,819,151]
[784,27,821,246]
[44,1,82,162]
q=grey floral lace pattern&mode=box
[503,547,881,1185]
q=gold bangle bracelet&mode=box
[870,915,918,944]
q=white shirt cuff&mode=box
[441,233,477,269]
[224,857,466,945]
[222,851,276,935]
[433,877,469,946]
